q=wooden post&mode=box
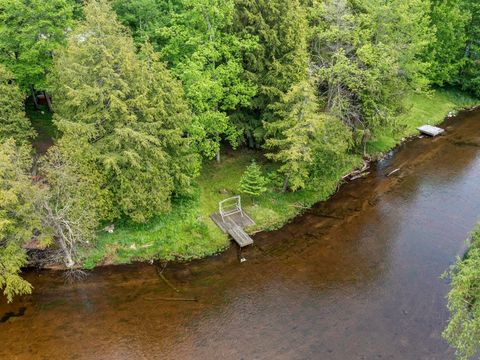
[44,91,54,112]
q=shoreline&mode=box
[35,102,480,272]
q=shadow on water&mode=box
[0,307,26,323]
[1,109,480,359]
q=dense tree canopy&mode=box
[0,65,35,143]
[428,0,470,86]
[264,80,325,191]
[2,0,480,312]
[460,1,480,97]
[0,140,49,302]
[49,0,198,223]
[309,0,433,139]
[0,0,75,92]
[233,0,309,146]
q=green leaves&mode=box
[311,0,433,135]
[0,0,75,91]
[0,65,35,143]
[444,226,480,359]
[233,0,309,145]
[0,242,32,303]
[50,0,198,223]
[0,139,46,302]
[264,80,327,192]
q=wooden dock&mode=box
[417,125,445,137]
[211,211,255,248]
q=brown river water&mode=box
[2,111,480,360]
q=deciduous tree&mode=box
[155,0,257,161]
[428,0,470,86]
[0,0,75,106]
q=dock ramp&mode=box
[211,196,255,248]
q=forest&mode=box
[1,0,480,356]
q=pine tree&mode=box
[49,0,199,223]
[240,160,267,197]
[233,0,309,147]
[264,80,324,192]
[0,65,35,143]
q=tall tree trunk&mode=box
[282,175,289,193]
[44,91,53,112]
[31,85,39,110]
[57,235,75,268]
[216,150,221,163]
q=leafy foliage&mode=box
[264,80,325,191]
[40,146,103,268]
[49,0,199,223]
[310,0,433,138]
[460,1,480,97]
[428,0,470,86]
[115,0,257,160]
[0,140,49,302]
[0,65,35,143]
[0,0,75,91]
[444,226,480,360]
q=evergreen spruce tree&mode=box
[240,160,267,197]
[233,0,309,147]
[264,80,324,192]
[0,65,35,143]
[49,0,199,223]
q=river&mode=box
[2,110,480,360]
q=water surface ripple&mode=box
[2,111,480,360]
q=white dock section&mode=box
[417,125,445,137]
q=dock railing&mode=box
[219,195,244,222]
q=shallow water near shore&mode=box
[2,110,480,359]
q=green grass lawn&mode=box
[83,148,360,268]
[75,88,478,267]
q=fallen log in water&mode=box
[386,168,400,177]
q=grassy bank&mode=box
[368,88,478,154]
[81,88,478,268]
